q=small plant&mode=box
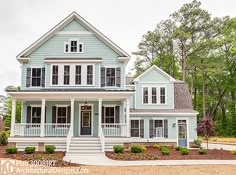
[159,145,167,150]
[160,147,170,155]
[153,144,160,149]
[5,146,17,154]
[194,139,202,148]
[131,145,143,153]
[45,145,56,154]
[175,146,182,151]
[0,131,8,146]
[198,148,207,155]
[141,146,147,152]
[24,146,36,154]
[231,149,236,155]
[180,147,189,155]
[113,145,124,153]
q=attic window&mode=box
[64,39,83,53]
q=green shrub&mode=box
[180,147,189,155]
[45,145,56,154]
[24,146,36,154]
[5,146,17,154]
[231,149,236,155]
[0,131,8,146]
[160,145,167,150]
[113,145,124,153]
[175,146,182,151]
[131,145,144,153]
[194,139,202,148]
[160,147,170,155]
[198,148,207,155]
[153,144,160,149]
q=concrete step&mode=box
[70,143,101,147]
[71,137,100,141]
[69,146,102,150]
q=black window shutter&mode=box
[52,106,57,127]
[44,107,46,123]
[116,67,121,87]
[67,106,71,124]
[101,67,105,87]
[26,68,31,87]
[102,106,105,123]
[115,106,120,123]
[140,120,144,138]
[27,106,31,123]
[149,119,154,138]
[164,119,168,138]
[41,67,45,87]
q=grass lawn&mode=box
[198,136,236,143]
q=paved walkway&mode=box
[63,155,236,166]
[202,143,236,150]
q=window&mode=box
[131,120,140,137]
[152,87,157,104]
[160,87,166,104]
[75,65,81,85]
[106,68,116,86]
[143,87,149,104]
[105,107,115,123]
[87,65,93,85]
[52,65,58,85]
[155,120,163,137]
[57,107,67,123]
[64,39,83,53]
[31,107,41,123]
[64,65,70,85]
[31,68,41,86]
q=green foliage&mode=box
[180,147,189,155]
[160,146,170,155]
[0,131,8,146]
[153,144,160,149]
[231,149,236,155]
[194,139,202,148]
[131,145,145,153]
[113,145,124,153]
[5,146,17,154]
[198,148,207,155]
[45,145,56,154]
[175,146,182,151]
[24,146,36,154]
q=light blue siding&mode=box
[60,20,88,31]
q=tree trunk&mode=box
[221,104,227,130]
[182,47,187,81]
[202,61,206,118]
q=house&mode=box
[7,12,198,156]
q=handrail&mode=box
[100,127,105,152]
[66,125,73,152]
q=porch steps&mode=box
[66,137,104,156]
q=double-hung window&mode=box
[31,68,41,87]
[155,120,163,137]
[52,65,58,85]
[143,86,166,104]
[87,65,93,85]
[75,65,81,85]
[31,107,41,123]
[57,107,67,123]
[160,87,166,104]
[64,65,70,85]
[106,68,116,86]
[143,87,149,104]
[64,39,83,53]
[104,107,115,123]
[70,40,77,52]
[131,120,144,138]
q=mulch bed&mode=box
[0,145,79,167]
[106,146,236,160]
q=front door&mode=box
[80,106,92,135]
[177,120,187,147]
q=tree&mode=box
[197,117,216,149]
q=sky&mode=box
[0,0,236,95]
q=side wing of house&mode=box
[129,65,198,147]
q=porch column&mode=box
[70,98,75,136]
[40,99,46,137]
[126,98,130,137]
[10,98,16,137]
[98,98,102,136]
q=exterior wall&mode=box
[61,20,88,31]
[21,19,125,90]
[130,115,197,141]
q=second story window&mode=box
[160,87,166,104]
[64,65,70,85]
[87,65,93,85]
[32,68,41,87]
[64,39,83,53]
[106,68,115,86]
[75,65,81,85]
[71,40,77,52]
[52,65,58,85]
[101,67,121,87]
[142,86,167,105]
[143,87,149,104]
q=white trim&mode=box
[130,112,198,116]
[103,104,116,107]
[176,118,189,148]
[30,67,42,88]
[131,138,176,142]
[45,60,102,63]
[17,57,29,63]
[103,106,116,124]
[117,56,129,61]
[31,106,41,124]
[78,104,94,136]
[56,31,93,35]
[56,106,69,124]
[130,119,142,138]
[55,105,70,107]
[133,65,176,82]
[30,104,42,107]
[17,12,129,60]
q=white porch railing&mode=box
[99,127,105,152]
[66,125,73,152]
[101,123,127,136]
[14,123,70,136]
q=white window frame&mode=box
[86,65,94,85]
[105,67,116,87]
[153,119,164,138]
[64,39,83,53]
[31,106,41,124]
[63,65,70,85]
[103,105,116,124]
[130,119,142,138]
[75,65,82,85]
[142,86,167,105]
[52,65,59,85]
[31,67,42,87]
[56,106,68,124]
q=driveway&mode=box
[202,143,236,150]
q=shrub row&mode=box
[5,145,56,154]
[113,145,147,154]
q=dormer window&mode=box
[64,39,83,53]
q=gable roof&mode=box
[17,11,130,61]
[133,65,176,82]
